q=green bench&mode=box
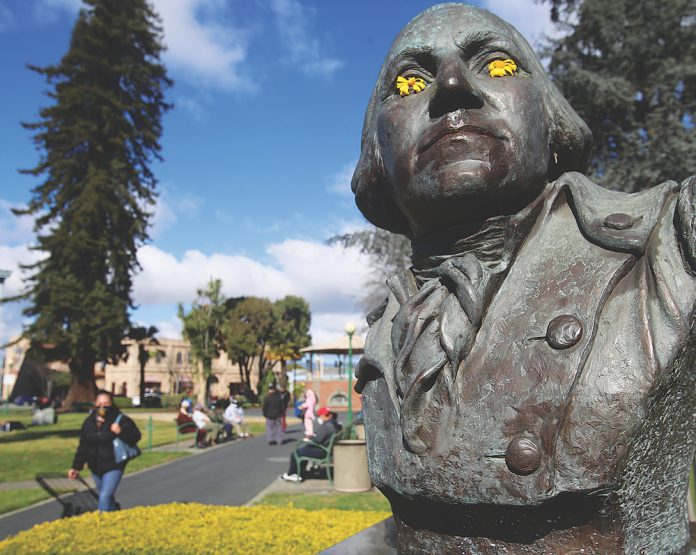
[292,433,338,483]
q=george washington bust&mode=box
[352,3,696,554]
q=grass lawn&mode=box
[256,491,391,512]
[0,490,52,515]
[0,411,187,484]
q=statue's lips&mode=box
[418,123,507,154]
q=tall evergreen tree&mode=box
[542,0,695,191]
[14,0,171,405]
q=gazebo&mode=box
[299,335,365,376]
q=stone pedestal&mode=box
[333,439,371,493]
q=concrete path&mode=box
[0,425,303,540]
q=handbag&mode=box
[112,413,141,463]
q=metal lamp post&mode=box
[345,322,356,426]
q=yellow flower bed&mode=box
[0,503,390,555]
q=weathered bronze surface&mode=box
[352,3,696,553]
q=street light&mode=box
[345,321,356,426]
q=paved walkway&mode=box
[0,425,304,540]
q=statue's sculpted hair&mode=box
[351,3,592,235]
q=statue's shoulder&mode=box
[554,171,681,255]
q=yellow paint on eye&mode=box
[396,75,426,96]
[488,59,517,77]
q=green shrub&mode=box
[161,394,184,408]
[0,503,390,554]
[114,396,133,408]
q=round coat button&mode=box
[603,213,634,230]
[505,437,541,476]
[546,315,583,350]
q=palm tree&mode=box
[128,326,164,401]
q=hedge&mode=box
[0,503,390,554]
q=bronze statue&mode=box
[352,3,696,553]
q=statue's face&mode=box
[376,5,551,237]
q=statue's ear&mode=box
[544,91,593,181]
[352,131,412,236]
[675,175,696,272]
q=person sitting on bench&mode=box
[192,403,222,448]
[281,407,341,482]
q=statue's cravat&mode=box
[391,253,487,453]
[389,198,544,454]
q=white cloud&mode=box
[175,95,208,122]
[36,0,81,9]
[31,0,251,91]
[0,244,41,347]
[269,0,343,76]
[154,316,183,340]
[0,189,372,350]
[0,200,35,247]
[152,0,252,91]
[0,199,42,298]
[265,239,369,313]
[31,0,342,91]
[132,314,183,340]
[328,160,357,195]
[150,186,202,238]
[482,0,561,47]
[132,237,370,343]
[310,311,365,346]
[134,239,368,311]
[0,245,39,298]
[34,0,82,18]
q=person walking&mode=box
[262,385,284,445]
[68,391,141,512]
[299,387,317,438]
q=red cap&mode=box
[317,406,331,417]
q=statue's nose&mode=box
[429,55,484,118]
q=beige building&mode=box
[105,337,258,399]
[2,337,258,401]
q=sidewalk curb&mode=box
[244,478,278,507]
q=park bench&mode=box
[292,433,338,484]
[174,421,204,449]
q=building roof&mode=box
[299,335,365,355]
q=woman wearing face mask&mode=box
[67,390,141,512]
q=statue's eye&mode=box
[396,75,427,97]
[488,58,518,77]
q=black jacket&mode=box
[262,392,284,420]
[72,409,141,475]
[313,417,341,446]
[279,391,291,411]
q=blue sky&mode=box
[0,0,555,347]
